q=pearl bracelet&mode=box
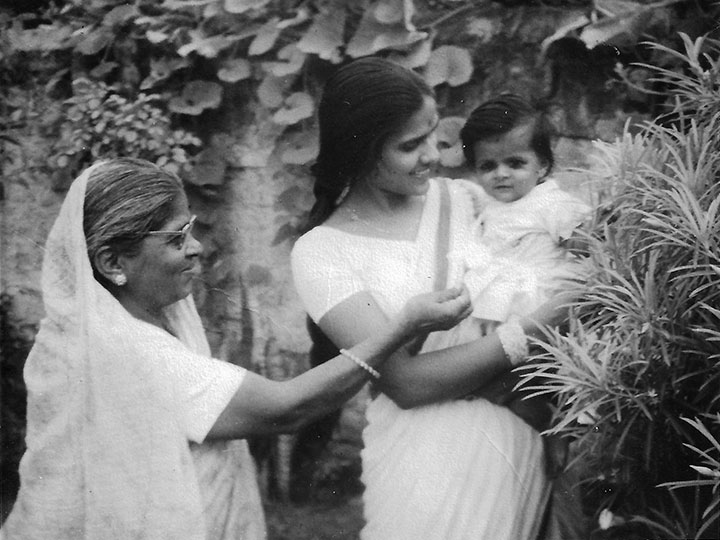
[496,319,529,366]
[339,348,381,379]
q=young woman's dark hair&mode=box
[460,94,555,175]
[305,56,434,232]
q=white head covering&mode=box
[2,162,210,539]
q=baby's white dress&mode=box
[459,178,591,324]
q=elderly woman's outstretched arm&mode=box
[206,287,471,440]
[314,290,569,410]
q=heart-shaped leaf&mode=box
[424,45,473,87]
[262,44,306,76]
[374,0,404,24]
[218,58,252,82]
[169,80,222,115]
[90,61,118,78]
[257,75,286,108]
[387,36,432,69]
[249,18,280,56]
[224,0,270,14]
[146,30,169,44]
[297,4,346,62]
[140,57,190,89]
[9,23,72,51]
[347,5,426,58]
[187,146,227,186]
[272,92,314,125]
[436,116,465,168]
[103,5,139,26]
[279,130,319,165]
[177,29,236,58]
[203,1,222,17]
[465,17,496,42]
[162,0,215,8]
[277,7,311,29]
[579,2,671,49]
[75,27,113,55]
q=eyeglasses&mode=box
[145,215,197,250]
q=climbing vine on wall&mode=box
[3,0,704,163]
[1,0,716,240]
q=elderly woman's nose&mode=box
[185,234,203,256]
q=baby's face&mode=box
[471,123,547,203]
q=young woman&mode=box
[291,58,568,540]
[1,158,470,540]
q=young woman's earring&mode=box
[114,274,127,286]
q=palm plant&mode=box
[522,33,720,539]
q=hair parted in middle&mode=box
[460,93,555,174]
[305,56,435,230]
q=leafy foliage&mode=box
[3,0,712,173]
[2,0,716,244]
[521,33,720,539]
[53,78,201,178]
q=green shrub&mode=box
[524,33,720,539]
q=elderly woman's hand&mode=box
[397,287,472,337]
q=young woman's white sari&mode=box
[292,178,550,540]
[2,163,266,539]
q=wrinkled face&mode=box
[119,194,202,313]
[367,95,440,197]
[471,122,547,203]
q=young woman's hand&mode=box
[397,287,472,338]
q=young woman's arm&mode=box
[316,290,569,409]
[207,288,471,440]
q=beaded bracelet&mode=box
[496,319,529,366]
[339,348,381,379]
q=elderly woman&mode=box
[1,158,470,540]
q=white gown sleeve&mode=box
[291,229,366,322]
[149,330,247,443]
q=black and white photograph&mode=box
[1,1,719,539]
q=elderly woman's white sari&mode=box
[1,163,266,539]
[292,178,550,540]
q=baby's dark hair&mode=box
[460,94,554,174]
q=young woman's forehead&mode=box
[395,97,438,141]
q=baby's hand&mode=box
[399,287,472,336]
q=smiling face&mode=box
[117,194,202,319]
[471,122,548,203]
[365,95,440,198]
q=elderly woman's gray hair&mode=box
[83,158,184,282]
